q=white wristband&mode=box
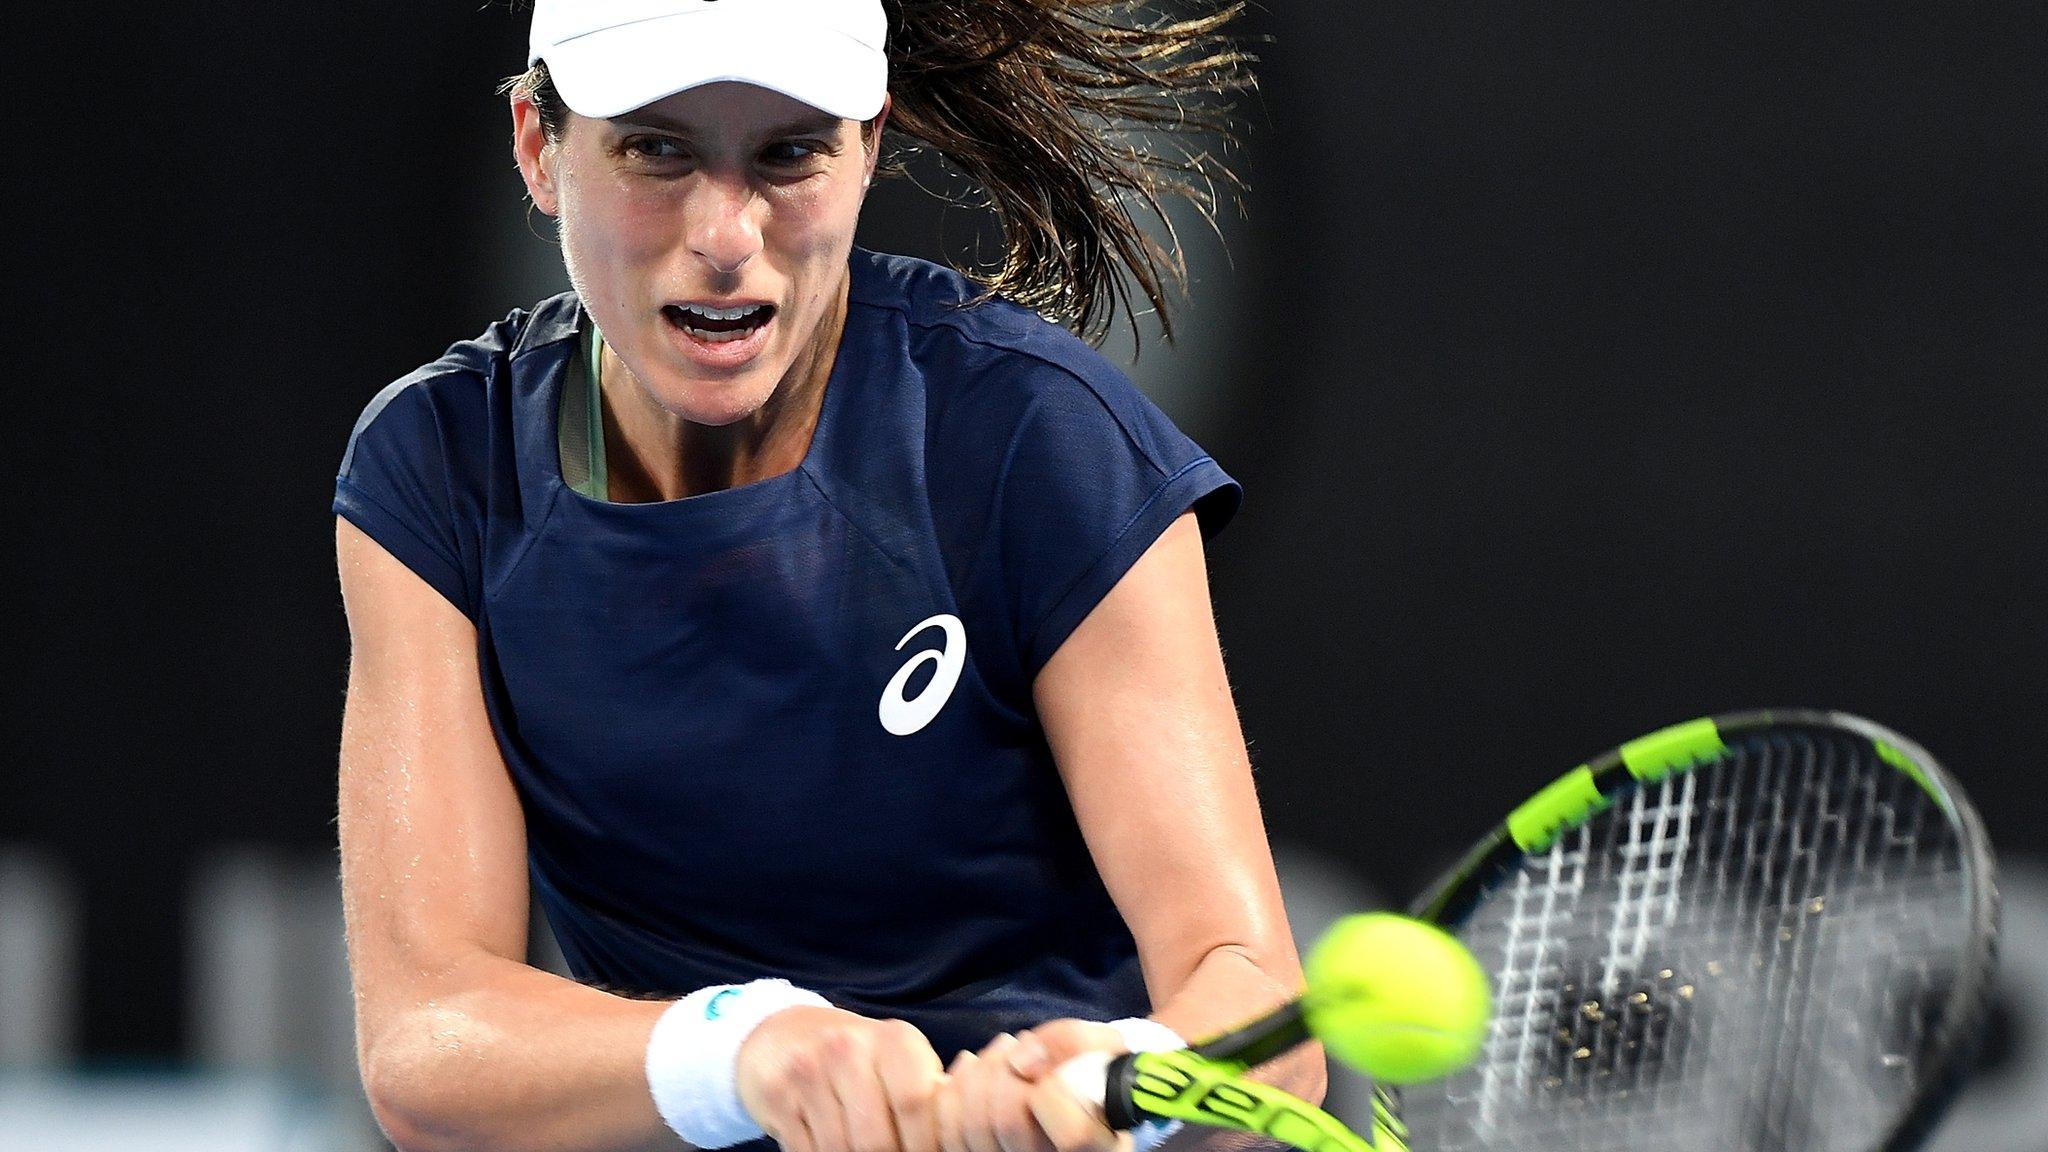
[646,978,832,1149]
[1106,1016,1185,1055]
[1105,1018,1186,1152]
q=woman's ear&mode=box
[512,93,562,217]
[862,94,893,190]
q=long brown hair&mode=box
[505,1,1258,348]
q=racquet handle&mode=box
[1052,1034,1399,1152]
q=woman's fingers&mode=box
[736,1007,952,1152]
[782,1112,826,1152]
[878,1021,946,1152]
[832,1051,900,1152]
[1008,1021,1125,1081]
[1026,1076,1124,1152]
[802,1087,858,1152]
[989,1039,1057,1152]
[937,1050,971,1152]
[961,1037,1012,1152]
[781,1031,853,1152]
[737,1011,1142,1152]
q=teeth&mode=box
[669,302,772,344]
[681,304,766,321]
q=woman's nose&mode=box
[686,175,764,276]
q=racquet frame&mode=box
[1406,709,1998,1152]
[1090,710,1995,1152]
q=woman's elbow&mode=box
[365,1092,446,1152]
[1288,1042,1330,1107]
[361,1031,492,1152]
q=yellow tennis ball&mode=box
[1301,912,1491,1084]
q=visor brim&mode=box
[539,11,887,122]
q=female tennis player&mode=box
[333,3,1318,1151]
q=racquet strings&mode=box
[1401,727,1975,1152]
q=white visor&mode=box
[530,0,889,122]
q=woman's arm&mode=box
[937,510,1323,1152]
[1031,510,1325,1105]
[338,516,682,1152]
[339,517,948,1152]
[1032,510,1318,1074]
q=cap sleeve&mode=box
[332,374,479,620]
[950,355,1239,679]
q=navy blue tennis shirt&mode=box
[334,247,1240,1063]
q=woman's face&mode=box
[515,81,884,426]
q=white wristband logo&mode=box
[880,614,966,736]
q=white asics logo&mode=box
[879,614,966,736]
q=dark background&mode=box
[6,0,2044,1069]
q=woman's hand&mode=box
[736,1005,949,1152]
[936,1020,1131,1152]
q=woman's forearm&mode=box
[361,950,679,1152]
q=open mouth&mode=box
[663,303,776,344]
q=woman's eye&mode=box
[625,137,685,161]
[764,142,822,166]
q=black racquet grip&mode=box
[1102,1052,1147,1130]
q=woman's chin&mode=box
[653,381,776,428]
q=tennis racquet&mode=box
[1062,709,1998,1152]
